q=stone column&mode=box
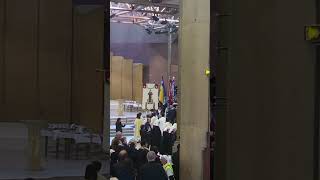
[23,120,47,171]
[179,0,210,179]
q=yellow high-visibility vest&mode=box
[163,163,174,177]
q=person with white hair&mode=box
[163,122,173,132]
[158,112,167,135]
[150,112,158,127]
[138,151,168,180]
[160,155,175,180]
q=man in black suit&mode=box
[112,150,136,180]
[138,151,168,180]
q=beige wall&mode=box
[110,56,144,102]
[39,0,72,121]
[121,59,133,100]
[4,0,39,120]
[0,0,73,122]
[111,56,124,100]
[133,63,143,103]
[0,2,105,133]
[179,0,210,179]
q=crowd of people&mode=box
[110,105,179,180]
[110,138,179,180]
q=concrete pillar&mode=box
[23,120,47,171]
[179,0,210,179]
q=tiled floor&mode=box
[0,123,109,180]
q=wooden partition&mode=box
[121,59,133,100]
[133,63,143,103]
[110,56,144,102]
[111,56,124,100]
[0,0,5,120]
[5,0,39,120]
[0,0,73,122]
[72,5,104,132]
[0,1,105,133]
[38,0,72,122]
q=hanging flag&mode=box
[168,78,173,105]
[171,77,176,102]
[159,77,167,105]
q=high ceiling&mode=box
[110,0,179,34]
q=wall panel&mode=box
[73,5,104,132]
[110,56,123,100]
[133,63,143,103]
[121,59,133,100]
[5,0,38,120]
[38,0,72,122]
[0,0,5,120]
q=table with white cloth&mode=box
[123,101,142,112]
[41,129,102,159]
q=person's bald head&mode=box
[118,150,128,161]
[147,151,157,162]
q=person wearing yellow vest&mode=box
[134,113,143,140]
[160,156,175,180]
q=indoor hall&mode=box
[0,0,109,179]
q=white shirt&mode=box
[158,117,166,134]
[151,116,158,127]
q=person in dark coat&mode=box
[138,151,168,180]
[136,141,149,170]
[144,118,152,146]
[162,127,172,155]
[112,150,136,180]
[166,107,176,124]
[116,118,126,133]
[140,124,146,143]
[85,164,98,180]
[151,121,162,148]
[127,141,138,167]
